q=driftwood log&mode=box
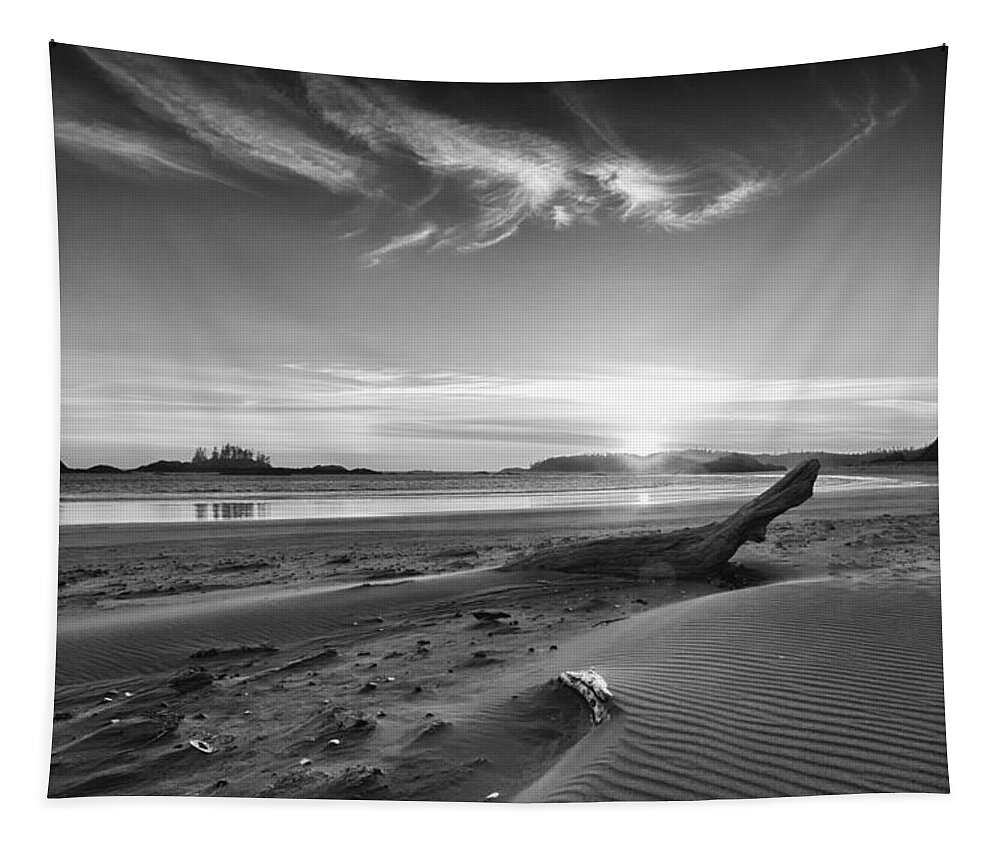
[504,459,821,580]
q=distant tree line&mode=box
[528,440,937,474]
[192,444,271,468]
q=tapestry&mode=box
[49,43,948,801]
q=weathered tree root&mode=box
[504,459,821,580]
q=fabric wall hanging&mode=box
[50,42,947,801]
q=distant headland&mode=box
[500,439,939,475]
[60,443,380,476]
[61,439,938,477]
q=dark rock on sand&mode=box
[471,611,511,622]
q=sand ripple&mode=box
[515,578,948,801]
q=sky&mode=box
[51,44,945,470]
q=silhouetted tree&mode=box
[191,444,271,469]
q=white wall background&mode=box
[2,3,993,849]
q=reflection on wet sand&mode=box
[59,476,927,527]
[194,502,271,521]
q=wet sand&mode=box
[49,483,945,800]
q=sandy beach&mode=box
[49,478,945,800]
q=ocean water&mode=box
[58,471,927,527]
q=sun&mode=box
[625,430,664,457]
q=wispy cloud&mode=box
[54,47,918,265]
[55,119,248,191]
[75,49,369,194]
[360,223,438,267]
[63,351,937,466]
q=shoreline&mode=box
[57,469,937,528]
[51,483,943,799]
[58,481,936,543]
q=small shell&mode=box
[189,739,215,754]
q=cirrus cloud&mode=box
[54,45,919,266]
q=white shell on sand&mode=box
[188,739,215,754]
[559,669,613,724]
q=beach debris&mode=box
[189,739,215,754]
[559,669,613,724]
[299,758,313,766]
[360,682,378,693]
[485,791,500,800]
[471,611,511,622]
[505,459,822,579]
[591,616,628,628]
[244,647,339,682]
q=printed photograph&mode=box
[50,42,946,800]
